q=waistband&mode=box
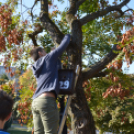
[33,95,56,101]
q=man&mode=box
[30,34,70,134]
[0,90,13,134]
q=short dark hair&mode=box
[30,47,44,61]
[0,90,13,121]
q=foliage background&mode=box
[0,0,134,133]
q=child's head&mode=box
[0,90,13,121]
[30,47,46,62]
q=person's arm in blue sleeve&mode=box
[48,34,70,60]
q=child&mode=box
[0,90,13,134]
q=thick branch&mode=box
[68,0,77,15]
[40,0,48,14]
[67,0,86,16]
[93,70,109,78]
[40,0,64,44]
[76,0,86,12]
[66,0,85,27]
[82,44,119,81]
[80,0,130,25]
[66,0,77,27]
[28,27,43,46]
[66,0,83,69]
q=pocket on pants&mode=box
[41,102,59,121]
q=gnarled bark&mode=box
[66,1,96,134]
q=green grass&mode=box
[7,124,32,134]
[7,130,31,134]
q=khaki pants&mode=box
[32,96,59,134]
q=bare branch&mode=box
[80,0,131,25]
[31,0,40,22]
[124,8,133,14]
[18,1,40,21]
[18,2,29,9]
[114,8,133,19]
[82,44,119,81]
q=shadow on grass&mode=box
[7,130,31,134]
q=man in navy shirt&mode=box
[0,90,13,134]
[30,34,70,134]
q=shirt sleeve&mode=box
[48,34,70,60]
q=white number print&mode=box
[59,81,64,88]
[59,80,69,89]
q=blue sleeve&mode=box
[48,34,70,60]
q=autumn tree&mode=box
[0,0,134,134]
[0,73,9,85]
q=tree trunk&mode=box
[39,1,96,133]
[69,75,96,134]
[66,18,96,134]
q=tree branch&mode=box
[68,0,77,15]
[113,8,133,19]
[76,0,86,11]
[66,0,83,69]
[82,44,119,81]
[93,70,109,78]
[66,0,77,27]
[124,8,133,13]
[80,0,131,25]
[39,0,64,44]
[28,25,43,46]
[31,0,40,22]
[66,0,86,26]
[67,0,86,16]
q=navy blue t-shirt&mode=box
[32,34,70,99]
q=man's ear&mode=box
[5,112,12,121]
[38,51,42,57]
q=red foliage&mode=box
[17,100,32,124]
[0,4,25,54]
[104,28,134,100]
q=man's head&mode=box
[0,90,13,121]
[30,47,46,62]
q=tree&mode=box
[0,73,9,85]
[18,69,36,127]
[0,0,134,134]
[87,74,134,134]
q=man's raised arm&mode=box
[49,34,70,59]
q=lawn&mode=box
[7,130,31,134]
[7,124,32,134]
